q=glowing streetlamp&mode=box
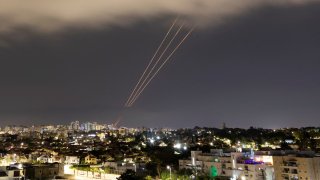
[167,165,171,180]
[133,163,136,172]
[173,143,181,149]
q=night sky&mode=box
[0,1,320,128]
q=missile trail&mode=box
[126,23,185,107]
[124,17,179,107]
[128,27,195,107]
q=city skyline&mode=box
[1,1,320,128]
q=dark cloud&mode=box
[0,0,319,35]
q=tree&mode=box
[117,169,141,180]
[177,168,193,177]
[280,142,292,150]
[145,162,158,177]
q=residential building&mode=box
[24,163,64,180]
[85,155,98,165]
[179,149,274,180]
[273,151,320,180]
[70,121,80,131]
[65,156,80,165]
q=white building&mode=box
[179,149,274,180]
[272,151,320,180]
[70,121,80,131]
[37,155,50,163]
[65,156,80,165]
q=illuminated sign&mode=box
[210,166,218,177]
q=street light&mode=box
[133,164,136,172]
[167,165,171,180]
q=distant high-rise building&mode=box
[70,121,80,131]
[222,122,227,129]
[81,122,98,132]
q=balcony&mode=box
[291,169,298,174]
[281,162,298,167]
[281,174,289,180]
[282,170,289,174]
